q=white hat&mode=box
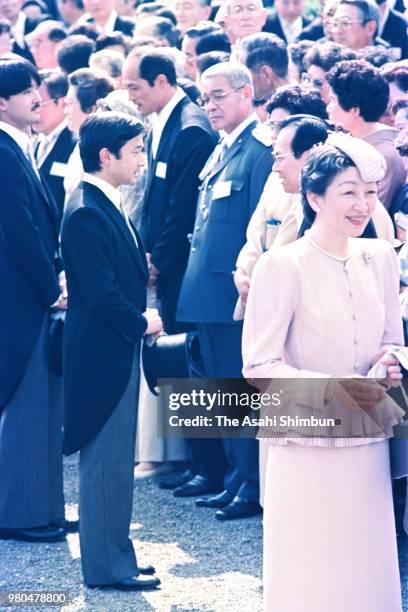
[326,131,387,182]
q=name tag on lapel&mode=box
[155,161,167,179]
[213,180,231,200]
[50,161,68,177]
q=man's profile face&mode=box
[0,79,41,131]
[122,58,162,116]
[109,133,145,186]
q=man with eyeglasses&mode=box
[34,68,76,220]
[177,62,273,521]
[331,0,382,50]
[223,0,267,44]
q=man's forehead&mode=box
[202,75,230,91]
[227,0,264,9]
[335,4,360,18]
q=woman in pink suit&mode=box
[243,132,405,612]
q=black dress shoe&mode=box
[196,490,233,508]
[138,564,155,575]
[90,575,161,591]
[173,475,222,498]
[158,469,195,490]
[215,498,262,521]
[51,519,79,533]
[0,526,67,543]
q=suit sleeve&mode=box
[0,149,60,306]
[150,126,215,275]
[61,207,148,343]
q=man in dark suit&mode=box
[0,57,67,543]
[123,49,217,335]
[377,0,408,59]
[0,0,47,62]
[61,112,162,591]
[263,0,311,43]
[177,62,273,520]
[35,68,76,220]
[82,0,135,35]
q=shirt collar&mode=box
[222,113,258,148]
[104,9,118,33]
[278,15,303,42]
[82,172,122,210]
[12,12,27,47]
[155,87,186,128]
[0,121,31,155]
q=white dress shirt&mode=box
[222,113,258,148]
[278,15,304,43]
[151,87,186,159]
[11,11,27,48]
[36,120,67,168]
[0,120,40,177]
[83,172,138,246]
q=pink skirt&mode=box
[263,440,402,612]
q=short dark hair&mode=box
[327,59,389,121]
[140,17,179,47]
[196,50,230,75]
[184,21,220,39]
[0,57,40,98]
[288,40,314,77]
[244,33,288,79]
[392,97,408,115]
[304,42,357,73]
[0,19,11,35]
[57,34,95,74]
[357,45,397,68]
[178,77,201,103]
[39,68,68,99]
[301,144,355,224]
[196,31,231,55]
[46,24,67,43]
[338,0,380,28]
[381,64,408,93]
[79,111,145,172]
[69,68,114,112]
[137,51,177,86]
[267,85,328,119]
[277,114,330,159]
[67,22,100,40]
[95,32,127,52]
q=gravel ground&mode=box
[1,455,408,612]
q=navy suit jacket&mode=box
[381,9,408,59]
[86,13,135,36]
[263,11,312,43]
[36,125,77,222]
[61,182,149,455]
[0,129,60,410]
[177,121,273,324]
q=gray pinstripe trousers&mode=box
[79,349,140,586]
[0,315,65,528]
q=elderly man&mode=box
[223,0,267,44]
[264,0,312,44]
[177,63,273,520]
[81,0,135,35]
[331,0,381,50]
[175,0,212,34]
[181,21,220,79]
[26,20,67,69]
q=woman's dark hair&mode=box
[327,59,389,122]
[138,51,177,86]
[79,111,145,172]
[301,144,356,224]
[0,57,40,98]
[69,68,114,112]
[288,40,314,77]
[195,31,231,55]
[304,42,356,73]
[267,85,328,119]
[57,34,95,74]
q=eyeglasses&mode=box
[331,18,366,30]
[301,73,325,89]
[197,86,245,108]
[228,3,261,14]
[38,98,58,107]
[274,151,293,164]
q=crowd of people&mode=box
[0,0,407,607]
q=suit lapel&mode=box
[201,121,257,182]
[84,183,148,280]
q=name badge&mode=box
[50,161,68,178]
[155,161,167,179]
[212,180,231,200]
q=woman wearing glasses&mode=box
[243,134,405,612]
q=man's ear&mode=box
[0,96,8,112]
[99,147,111,167]
[365,19,377,39]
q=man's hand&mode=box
[234,268,251,304]
[51,294,67,310]
[143,308,163,336]
[371,349,403,386]
[147,253,160,289]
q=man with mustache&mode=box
[0,57,68,543]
